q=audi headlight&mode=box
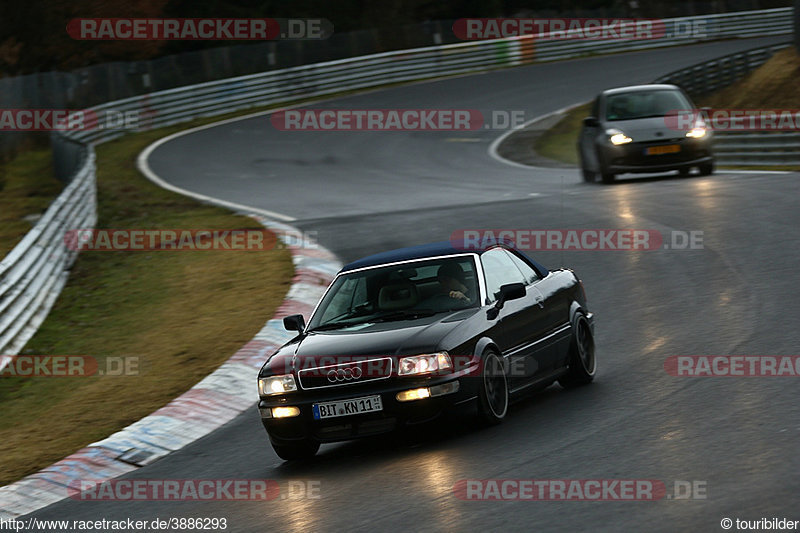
[606,128,632,145]
[258,374,297,396]
[398,352,452,376]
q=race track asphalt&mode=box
[28,36,800,532]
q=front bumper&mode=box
[258,374,478,445]
[600,139,713,174]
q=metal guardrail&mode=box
[534,8,794,62]
[654,41,800,166]
[0,152,96,356]
[0,8,795,358]
[653,42,792,95]
[713,132,800,166]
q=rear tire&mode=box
[559,312,596,388]
[272,438,320,461]
[477,351,509,424]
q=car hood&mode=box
[260,309,478,376]
[605,116,685,142]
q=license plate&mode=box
[313,395,383,420]
[646,144,680,155]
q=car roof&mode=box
[602,84,679,96]
[340,241,549,277]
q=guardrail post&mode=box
[795,0,800,52]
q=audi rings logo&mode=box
[327,367,363,383]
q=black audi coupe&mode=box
[257,241,596,460]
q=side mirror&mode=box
[583,116,600,128]
[283,314,306,334]
[487,283,526,320]
[499,282,526,303]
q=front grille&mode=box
[314,416,397,441]
[297,357,393,390]
[612,139,705,166]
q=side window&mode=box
[507,251,540,284]
[481,248,527,302]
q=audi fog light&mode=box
[271,406,300,419]
[396,381,460,402]
[396,388,431,402]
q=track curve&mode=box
[29,37,800,532]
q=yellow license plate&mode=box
[646,144,680,155]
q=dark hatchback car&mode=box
[578,84,714,183]
[257,242,596,460]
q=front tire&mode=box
[698,161,714,176]
[477,351,509,424]
[579,148,596,182]
[272,438,320,461]
[559,312,596,388]
[600,171,616,184]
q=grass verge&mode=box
[0,112,295,486]
[533,103,591,166]
[0,150,63,257]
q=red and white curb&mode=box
[0,216,340,519]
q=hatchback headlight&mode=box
[258,374,297,396]
[398,352,453,376]
[686,127,707,138]
[606,128,632,145]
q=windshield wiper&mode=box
[371,309,437,323]
[308,321,356,332]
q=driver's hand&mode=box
[449,290,468,301]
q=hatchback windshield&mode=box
[605,89,692,121]
[307,256,479,331]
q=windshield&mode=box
[605,90,692,121]
[307,256,480,331]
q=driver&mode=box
[436,262,473,303]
